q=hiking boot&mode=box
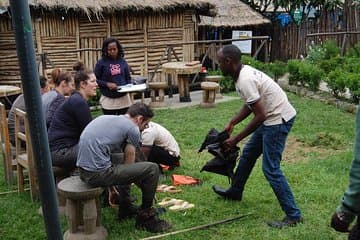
[135,207,172,233]
[118,203,139,221]
[348,219,359,240]
[267,216,303,229]
[212,185,242,200]
[331,212,350,232]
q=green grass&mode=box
[0,92,356,240]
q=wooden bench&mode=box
[58,176,108,240]
[200,82,220,108]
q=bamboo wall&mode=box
[0,9,197,87]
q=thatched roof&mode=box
[199,0,271,28]
[0,0,216,16]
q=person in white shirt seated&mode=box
[140,121,180,170]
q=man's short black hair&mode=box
[222,44,242,63]
[127,103,154,120]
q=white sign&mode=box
[232,30,252,54]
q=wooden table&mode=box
[162,62,202,102]
[0,85,22,107]
[0,85,22,98]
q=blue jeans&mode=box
[230,117,302,219]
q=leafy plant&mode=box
[287,59,302,85]
[346,42,360,58]
[298,62,324,91]
[318,56,344,73]
[322,40,340,59]
[347,73,360,104]
[266,60,287,81]
[325,68,347,97]
[306,44,326,62]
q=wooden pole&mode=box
[140,213,252,240]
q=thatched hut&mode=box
[0,0,216,86]
[197,0,271,63]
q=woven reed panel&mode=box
[79,16,107,38]
[37,13,77,37]
[147,12,183,29]
[112,11,144,32]
[147,28,183,74]
[41,36,78,71]
[0,30,28,84]
[112,30,145,75]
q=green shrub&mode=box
[325,68,347,97]
[346,42,360,58]
[322,40,340,59]
[306,44,326,62]
[242,55,267,72]
[347,73,360,103]
[318,56,345,73]
[298,62,324,91]
[207,70,235,93]
[287,59,302,85]
[343,57,360,73]
[266,60,287,81]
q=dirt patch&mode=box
[283,137,335,163]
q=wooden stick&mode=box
[0,188,30,195]
[140,213,252,240]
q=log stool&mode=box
[58,176,107,240]
[148,82,168,108]
[205,75,223,99]
[200,82,219,108]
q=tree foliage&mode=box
[241,0,343,21]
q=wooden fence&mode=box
[271,2,360,61]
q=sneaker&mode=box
[135,207,172,233]
[348,220,359,240]
[118,203,139,221]
[212,185,242,200]
[267,216,303,229]
[331,212,350,232]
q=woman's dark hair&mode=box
[50,68,61,85]
[126,103,154,120]
[101,37,124,59]
[73,61,93,90]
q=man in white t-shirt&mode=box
[212,44,302,228]
[141,121,180,169]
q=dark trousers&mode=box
[148,145,180,168]
[79,162,159,208]
[51,145,78,172]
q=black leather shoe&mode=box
[330,212,350,232]
[267,216,303,229]
[212,185,242,200]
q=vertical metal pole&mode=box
[9,1,63,239]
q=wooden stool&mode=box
[148,82,168,108]
[53,166,69,215]
[200,82,219,108]
[58,176,107,240]
[38,166,69,216]
[205,75,223,99]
